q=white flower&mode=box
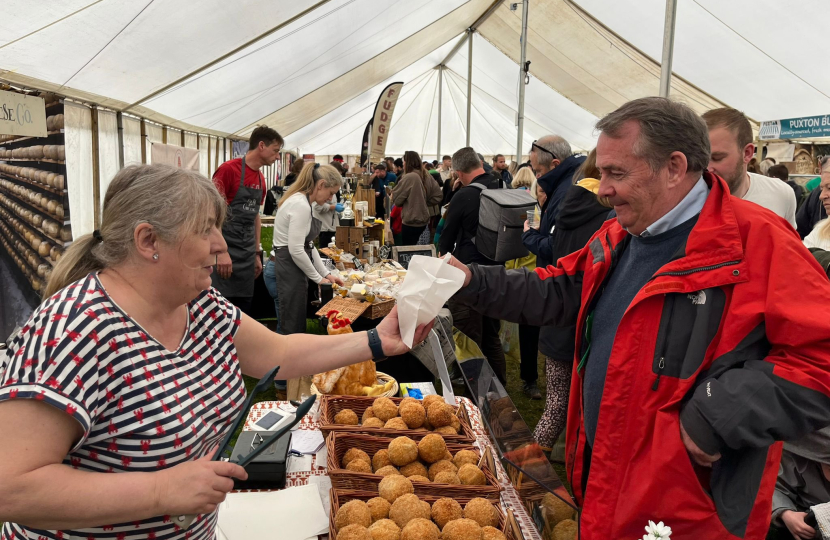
[644,520,672,538]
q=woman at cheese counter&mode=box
[273,162,344,335]
[0,164,430,540]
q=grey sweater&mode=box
[583,215,697,446]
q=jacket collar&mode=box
[537,154,586,197]
[603,171,745,270]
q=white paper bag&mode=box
[396,255,465,347]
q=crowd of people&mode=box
[3,96,830,540]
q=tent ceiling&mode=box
[1,0,829,154]
[575,0,830,122]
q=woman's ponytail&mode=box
[43,234,104,298]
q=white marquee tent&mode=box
[2,0,830,237]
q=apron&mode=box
[274,197,323,335]
[212,157,262,298]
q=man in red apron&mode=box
[212,126,283,314]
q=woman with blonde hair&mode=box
[274,162,344,335]
[511,166,535,190]
[0,164,429,540]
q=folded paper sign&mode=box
[395,255,465,347]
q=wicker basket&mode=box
[311,372,399,399]
[364,298,395,319]
[326,432,501,500]
[319,394,476,443]
[329,489,518,540]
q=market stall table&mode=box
[238,396,545,540]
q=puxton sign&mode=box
[0,89,47,137]
[368,82,403,163]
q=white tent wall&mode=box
[64,102,95,238]
[198,135,209,177]
[97,109,120,208]
[166,128,182,147]
[122,116,143,167]
[145,122,163,163]
[184,132,198,150]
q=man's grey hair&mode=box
[535,135,573,169]
[595,96,710,173]
[453,147,484,174]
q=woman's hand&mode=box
[781,510,816,539]
[154,450,248,516]
[523,220,531,233]
[375,306,434,356]
[323,274,345,286]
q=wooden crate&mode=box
[326,432,501,500]
[329,489,519,540]
[353,186,376,217]
[319,394,476,443]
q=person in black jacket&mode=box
[797,158,829,238]
[521,136,586,266]
[440,146,507,384]
[527,150,611,449]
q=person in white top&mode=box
[703,107,797,228]
[273,163,344,334]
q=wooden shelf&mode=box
[0,171,67,196]
[45,100,63,111]
[0,221,51,275]
[0,130,65,145]
[0,185,72,232]
[0,197,70,247]
[2,158,65,164]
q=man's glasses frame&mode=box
[531,140,558,161]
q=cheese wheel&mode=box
[39,241,51,257]
[57,146,65,161]
[60,226,72,242]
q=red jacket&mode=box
[454,172,830,539]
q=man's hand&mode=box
[216,252,233,279]
[445,255,472,287]
[680,421,721,467]
[254,254,263,279]
[781,511,816,539]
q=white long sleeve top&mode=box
[273,193,329,283]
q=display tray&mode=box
[2,158,65,164]
[0,130,65,145]
[319,394,476,443]
[329,489,519,540]
[326,431,500,500]
[0,171,67,196]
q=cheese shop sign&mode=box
[0,89,47,138]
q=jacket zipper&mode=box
[652,293,674,391]
[650,259,740,279]
[649,260,739,390]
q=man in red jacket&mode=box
[448,97,830,540]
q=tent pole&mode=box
[91,107,101,228]
[466,30,473,146]
[658,0,677,98]
[437,66,443,160]
[516,0,529,162]
[116,112,125,170]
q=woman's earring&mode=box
[152,253,159,261]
